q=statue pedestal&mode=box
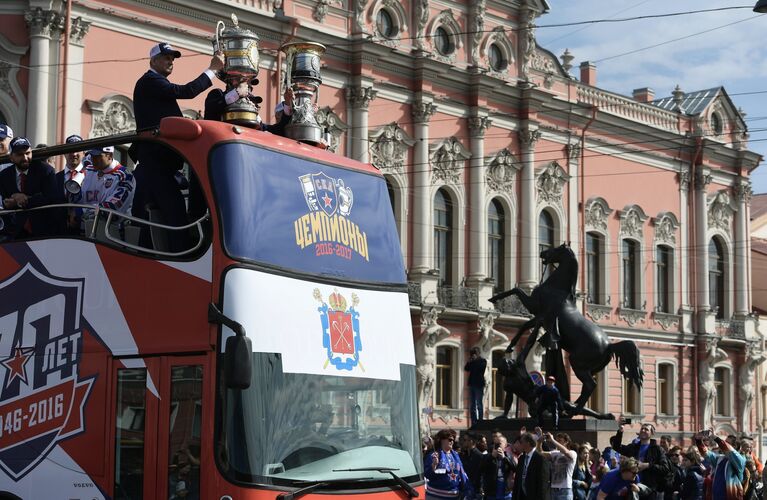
[470,418,619,450]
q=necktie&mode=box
[19,172,27,192]
[521,454,529,494]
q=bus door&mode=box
[111,355,209,500]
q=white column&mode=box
[24,8,63,144]
[410,98,436,274]
[63,17,90,139]
[679,170,690,307]
[695,168,712,328]
[468,113,491,280]
[346,85,376,163]
[734,178,751,316]
[518,126,541,291]
[566,141,580,269]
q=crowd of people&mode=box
[423,420,765,500]
[0,40,294,246]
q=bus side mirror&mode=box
[209,302,253,390]
[224,334,252,390]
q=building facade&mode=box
[0,0,763,444]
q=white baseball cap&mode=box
[149,42,181,59]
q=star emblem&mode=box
[2,347,34,387]
[322,193,333,208]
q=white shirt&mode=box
[548,449,577,489]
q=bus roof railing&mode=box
[0,203,209,258]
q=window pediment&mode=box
[618,205,649,240]
[86,94,135,138]
[430,137,470,185]
[316,106,348,154]
[652,212,680,245]
[536,161,569,205]
[585,197,613,232]
[708,191,736,234]
[369,122,414,174]
[485,148,520,194]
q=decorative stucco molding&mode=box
[86,94,135,138]
[316,107,348,154]
[369,122,414,174]
[485,149,520,195]
[618,205,649,240]
[536,161,569,205]
[708,191,736,235]
[584,197,613,232]
[652,212,680,246]
[430,137,471,185]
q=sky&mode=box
[536,1,767,193]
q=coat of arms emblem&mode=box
[314,289,363,372]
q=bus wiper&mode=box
[276,477,374,500]
[333,468,419,498]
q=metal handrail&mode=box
[0,203,210,258]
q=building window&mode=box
[488,44,507,71]
[491,350,505,409]
[711,112,723,136]
[376,9,396,38]
[657,363,674,416]
[435,346,455,407]
[586,232,602,304]
[709,238,725,319]
[622,239,638,309]
[434,189,453,287]
[488,199,505,293]
[588,371,605,413]
[656,245,673,313]
[623,377,641,415]
[714,366,731,416]
[538,210,555,255]
[434,27,454,55]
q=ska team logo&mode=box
[313,289,364,372]
[299,172,354,217]
[0,264,94,481]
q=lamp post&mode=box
[755,0,767,13]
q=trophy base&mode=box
[285,123,323,145]
[223,110,261,128]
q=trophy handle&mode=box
[214,20,225,52]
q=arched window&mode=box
[434,26,455,55]
[376,8,395,38]
[488,199,505,293]
[709,238,725,319]
[538,210,555,255]
[586,232,603,304]
[488,44,507,72]
[656,245,673,313]
[435,345,456,407]
[434,189,453,287]
[622,239,638,309]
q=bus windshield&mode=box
[210,142,406,284]
[211,143,420,487]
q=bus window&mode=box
[0,139,211,259]
[167,366,202,500]
[115,368,147,499]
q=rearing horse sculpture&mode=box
[491,244,644,414]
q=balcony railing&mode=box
[437,285,478,310]
[576,85,679,132]
[494,295,532,317]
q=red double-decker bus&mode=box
[0,118,422,499]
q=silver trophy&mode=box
[281,42,326,144]
[214,14,262,126]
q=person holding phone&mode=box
[694,430,745,500]
[609,419,673,498]
[537,432,577,500]
[480,438,514,500]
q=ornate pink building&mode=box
[0,0,763,444]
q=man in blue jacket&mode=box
[132,42,224,251]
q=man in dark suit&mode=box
[0,137,57,239]
[132,42,224,251]
[512,432,544,500]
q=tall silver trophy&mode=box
[214,14,262,126]
[280,42,326,144]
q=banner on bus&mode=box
[221,268,415,381]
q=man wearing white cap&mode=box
[132,42,224,250]
[54,134,87,234]
[71,145,135,224]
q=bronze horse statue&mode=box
[491,244,644,418]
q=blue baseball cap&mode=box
[65,134,83,144]
[88,145,114,155]
[149,42,181,59]
[9,137,31,153]
[0,124,13,139]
